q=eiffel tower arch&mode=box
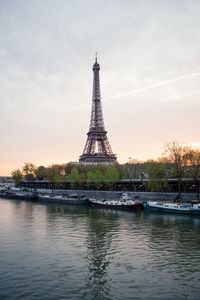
[79,56,117,164]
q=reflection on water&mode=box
[1,198,200,299]
[85,209,120,298]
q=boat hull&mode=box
[0,192,16,199]
[143,202,200,215]
[38,196,89,205]
[143,204,191,214]
[191,209,200,215]
[0,192,38,200]
[14,194,38,200]
[89,200,142,209]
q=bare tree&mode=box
[163,141,188,198]
[184,148,200,200]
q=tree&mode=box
[163,141,188,197]
[144,160,169,192]
[22,162,36,181]
[11,169,23,186]
[54,174,63,189]
[34,166,46,180]
[86,171,95,189]
[184,148,200,200]
[128,159,141,179]
[104,166,119,190]
[45,165,60,192]
[78,173,86,189]
[46,165,57,182]
[93,170,105,189]
[68,168,79,188]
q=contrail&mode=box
[105,72,200,100]
[153,90,200,104]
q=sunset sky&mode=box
[1,0,200,176]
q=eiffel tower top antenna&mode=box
[95,52,97,62]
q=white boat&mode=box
[88,193,142,209]
[143,200,200,214]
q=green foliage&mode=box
[11,169,23,186]
[86,171,95,188]
[104,166,119,189]
[144,160,169,192]
[68,168,79,188]
[86,170,105,189]
[93,170,105,189]
[78,173,86,188]
[66,163,108,177]
[144,160,167,178]
[54,174,64,188]
[45,165,58,182]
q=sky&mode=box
[0,0,200,175]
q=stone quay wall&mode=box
[34,189,197,201]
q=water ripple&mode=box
[1,198,200,299]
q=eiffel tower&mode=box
[79,55,117,164]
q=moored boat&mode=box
[0,190,38,200]
[38,193,89,205]
[0,190,16,198]
[88,193,142,209]
[14,192,38,200]
[191,201,200,214]
[143,200,200,215]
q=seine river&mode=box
[0,198,200,300]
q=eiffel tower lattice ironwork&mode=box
[79,56,117,163]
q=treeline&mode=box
[12,163,120,190]
[11,142,200,196]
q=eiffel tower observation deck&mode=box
[79,55,117,164]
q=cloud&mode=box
[105,72,200,101]
[1,0,200,174]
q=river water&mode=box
[0,198,200,300]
